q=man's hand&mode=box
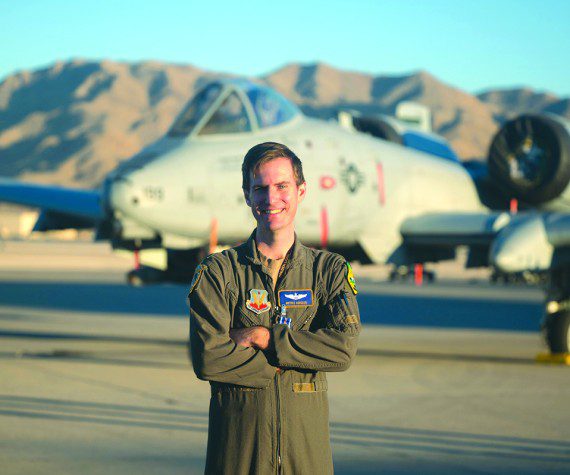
[230,326,270,350]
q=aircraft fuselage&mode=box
[109,115,485,264]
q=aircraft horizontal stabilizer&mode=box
[0,179,103,222]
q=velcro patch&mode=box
[293,383,316,393]
[346,262,358,295]
[246,289,271,315]
[279,289,313,307]
[346,315,358,324]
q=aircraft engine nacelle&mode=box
[488,113,570,206]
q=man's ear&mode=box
[298,182,307,202]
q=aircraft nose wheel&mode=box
[542,309,570,354]
[127,269,145,287]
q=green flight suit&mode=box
[188,231,360,475]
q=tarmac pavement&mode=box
[0,241,569,474]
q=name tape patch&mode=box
[278,289,314,307]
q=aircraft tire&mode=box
[488,114,570,204]
[543,310,570,354]
[127,270,145,287]
[126,266,165,286]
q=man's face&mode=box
[245,157,306,234]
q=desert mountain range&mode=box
[0,59,568,188]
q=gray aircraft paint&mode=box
[109,108,484,264]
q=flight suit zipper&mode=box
[260,253,292,474]
[275,371,282,474]
[270,289,283,473]
[260,267,283,474]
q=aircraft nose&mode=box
[109,177,139,214]
[490,214,553,272]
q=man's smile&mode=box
[259,208,285,215]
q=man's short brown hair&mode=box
[242,142,305,192]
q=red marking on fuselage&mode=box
[510,198,518,214]
[376,162,386,205]
[320,206,329,249]
[320,175,336,190]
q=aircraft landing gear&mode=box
[542,302,570,354]
[125,248,205,286]
[389,265,435,283]
[126,265,166,286]
[542,267,570,355]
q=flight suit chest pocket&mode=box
[234,303,272,328]
[327,291,360,335]
[234,309,258,328]
[288,291,322,330]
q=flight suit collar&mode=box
[242,229,311,270]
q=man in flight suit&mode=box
[188,142,360,474]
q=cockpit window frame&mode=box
[186,87,231,138]
[170,80,301,140]
[188,85,259,138]
[246,85,301,129]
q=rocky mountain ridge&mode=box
[0,59,567,188]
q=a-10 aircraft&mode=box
[1,79,570,354]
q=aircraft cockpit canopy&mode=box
[168,80,300,138]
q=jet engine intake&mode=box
[347,112,459,162]
[488,114,570,205]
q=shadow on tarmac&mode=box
[0,280,543,332]
[0,394,208,433]
[356,348,536,365]
[0,335,538,367]
[331,421,570,464]
[0,395,568,466]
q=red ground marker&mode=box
[414,263,423,286]
[134,249,140,270]
[510,198,518,214]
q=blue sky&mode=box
[1,0,569,96]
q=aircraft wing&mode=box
[0,178,103,231]
[401,212,511,247]
[398,212,511,268]
[401,211,570,273]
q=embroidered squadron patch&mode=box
[246,289,272,315]
[189,264,204,293]
[278,289,314,307]
[346,262,358,295]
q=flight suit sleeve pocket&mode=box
[326,291,360,336]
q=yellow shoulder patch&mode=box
[346,262,358,295]
[189,264,204,293]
